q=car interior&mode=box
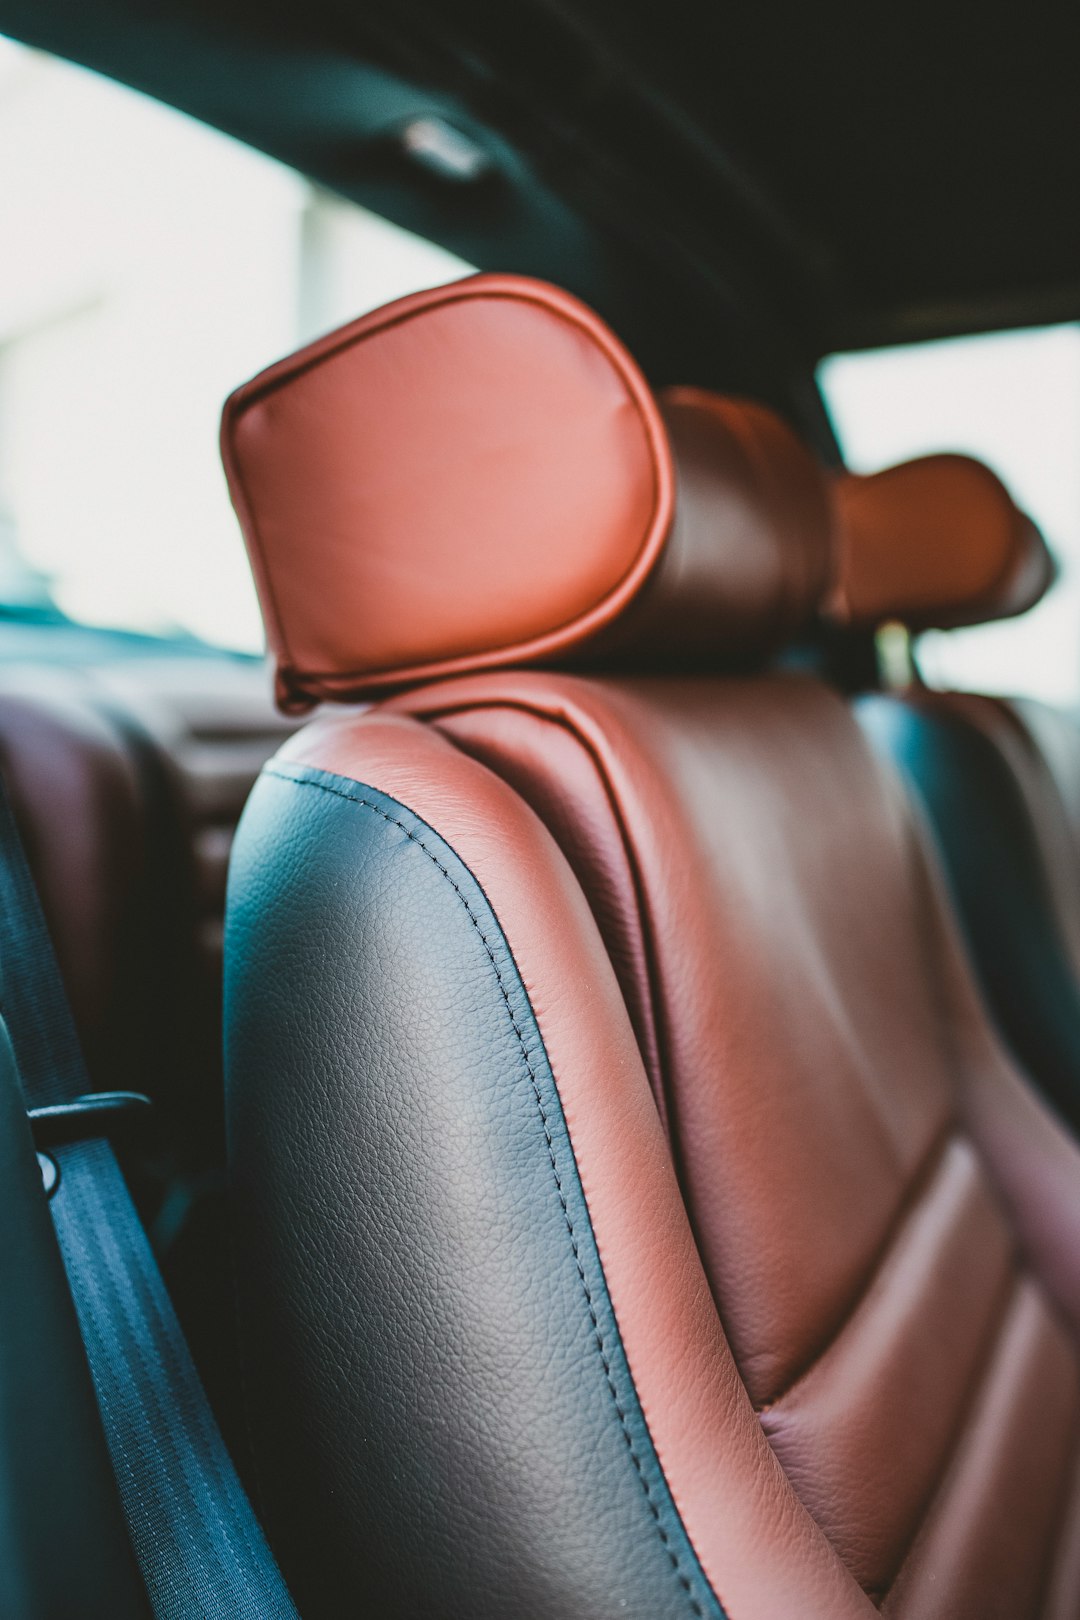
[2,6,1080,1618]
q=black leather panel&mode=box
[857,693,1080,1135]
[224,761,725,1620]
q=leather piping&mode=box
[754,1123,958,1415]
[264,761,725,1619]
[870,1266,1022,1604]
[872,1268,1055,1607]
[221,277,675,707]
[403,693,679,1143]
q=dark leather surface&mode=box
[225,761,725,1620]
[270,708,874,1619]
[830,441,1080,1148]
[1009,696,1080,867]
[858,691,1080,1137]
[583,388,832,671]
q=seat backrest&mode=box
[832,454,1080,1136]
[221,273,1080,1619]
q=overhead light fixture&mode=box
[399,117,493,184]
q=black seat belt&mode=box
[0,784,299,1619]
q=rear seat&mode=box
[831,455,1080,1135]
[0,667,154,1100]
[0,655,297,1424]
[0,658,296,1123]
[220,274,1080,1619]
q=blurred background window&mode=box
[0,36,472,651]
[820,325,1080,709]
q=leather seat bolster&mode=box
[858,692,1080,1141]
[226,751,719,1618]
[226,710,872,1620]
[900,774,1080,1339]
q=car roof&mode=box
[3,0,1077,393]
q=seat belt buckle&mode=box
[29,1091,153,1197]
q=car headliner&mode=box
[3,0,1077,401]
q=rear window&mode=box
[0,36,473,651]
[819,324,1080,709]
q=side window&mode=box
[819,325,1080,709]
[0,36,473,651]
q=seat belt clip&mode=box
[29,1092,153,1197]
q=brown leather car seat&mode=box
[832,456,1080,1138]
[221,273,1080,1619]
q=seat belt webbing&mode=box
[0,785,298,1619]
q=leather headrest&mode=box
[222,273,833,710]
[829,454,1055,633]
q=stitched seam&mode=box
[225,281,672,684]
[229,1146,272,1528]
[266,765,709,1617]
[415,694,673,1130]
[756,1122,956,1414]
[873,1264,1023,1607]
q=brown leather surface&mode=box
[868,683,1080,1145]
[881,1277,1079,1619]
[0,669,149,1093]
[759,1136,1014,1594]
[221,277,832,711]
[87,658,301,1008]
[378,667,1080,1613]
[829,454,1055,631]
[222,274,675,711]
[915,815,1080,1337]
[0,658,296,1115]
[279,708,876,1620]
[227,285,1080,1613]
[585,387,833,668]
[396,675,953,1399]
[1043,1449,1080,1619]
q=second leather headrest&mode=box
[829,454,1055,633]
[222,272,834,710]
